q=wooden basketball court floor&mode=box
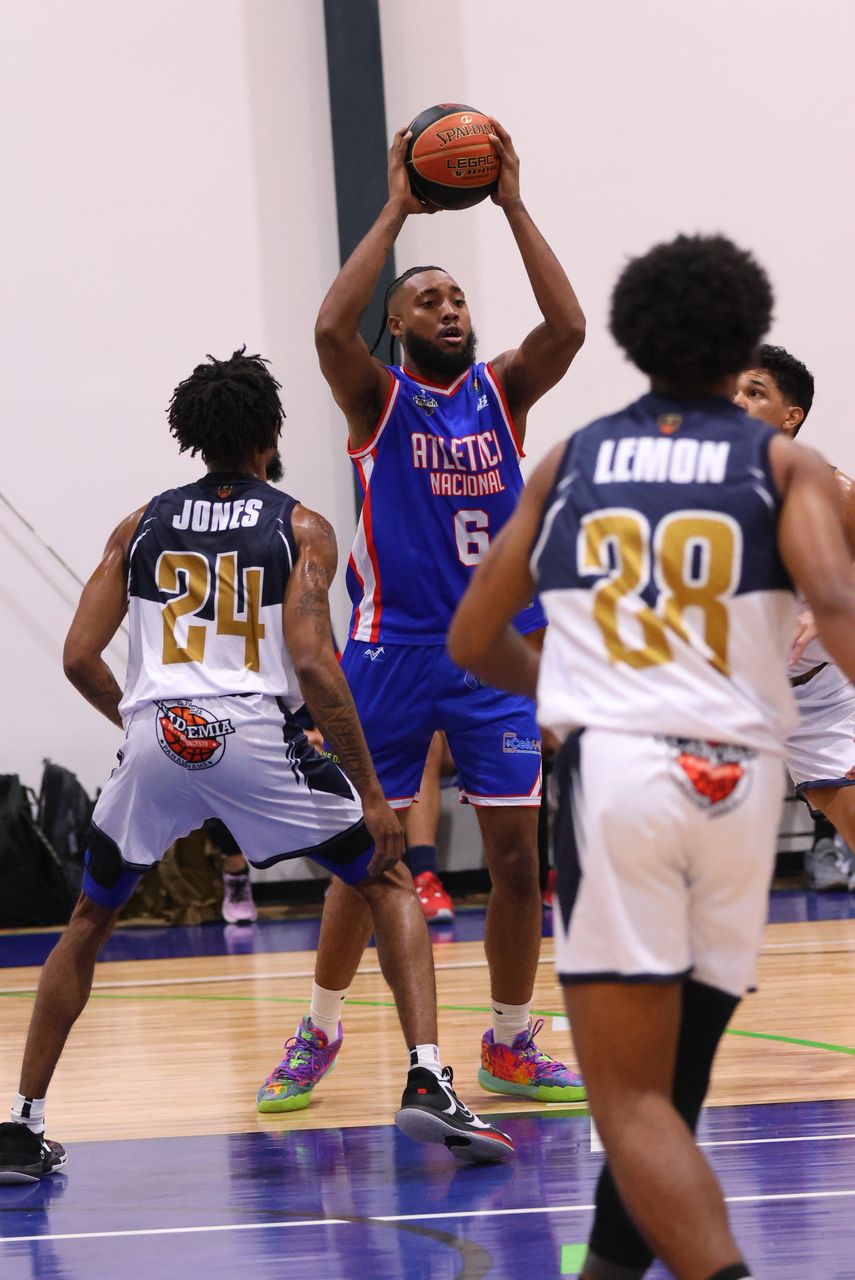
[2,892,855,1278]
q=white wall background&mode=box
[380,0,855,476]
[2,0,853,804]
[0,0,352,794]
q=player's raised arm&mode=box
[63,507,145,728]
[283,504,403,873]
[314,127,436,450]
[486,119,585,441]
[774,437,855,682]
[448,445,564,696]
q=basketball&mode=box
[405,104,500,210]
[160,706,220,766]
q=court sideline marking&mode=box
[5,1187,855,1246]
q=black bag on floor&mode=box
[37,760,95,898]
[0,774,74,926]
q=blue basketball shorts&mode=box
[340,641,542,810]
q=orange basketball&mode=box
[161,706,219,766]
[405,104,500,210]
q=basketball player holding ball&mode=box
[258,118,588,1114]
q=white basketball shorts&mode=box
[786,663,855,796]
[552,728,785,998]
[84,694,372,906]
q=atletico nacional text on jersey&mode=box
[121,472,303,719]
[531,394,799,753]
[347,362,547,644]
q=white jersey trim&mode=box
[348,376,400,460]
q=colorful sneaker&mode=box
[256,1017,342,1113]
[395,1066,514,1162]
[478,1018,586,1102]
[0,1123,67,1184]
[542,867,557,908]
[414,870,455,923]
[222,870,257,924]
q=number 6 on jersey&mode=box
[455,509,490,565]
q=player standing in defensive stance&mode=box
[734,346,855,890]
[448,235,855,1279]
[257,121,587,1113]
[0,350,512,1184]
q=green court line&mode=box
[560,1243,587,1274]
[2,988,854,1059]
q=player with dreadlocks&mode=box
[257,119,588,1125]
[0,348,513,1184]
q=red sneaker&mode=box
[542,867,557,908]
[414,870,455,923]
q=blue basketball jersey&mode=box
[121,471,303,717]
[346,361,547,644]
[531,393,799,751]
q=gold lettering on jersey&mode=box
[157,552,210,665]
[215,552,265,672]
[172,498,263,532]
[579,509,741,674]
[580,512,671,668]
[655,514,740,676]
[594,439,730,486]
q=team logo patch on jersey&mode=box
[156,701,235,770]
[503,732,541,755]
[657,413,683,435]
[413,392,439,416]
[666,737,755,814]
[217,484,233,499]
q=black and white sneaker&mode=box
[395,1066,514,1162]
[0,1122,68,1184]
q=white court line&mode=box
[0,957,509,997]
[5,1188,855,1245]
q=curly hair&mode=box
[610,235,773,389]
[168,347,284,468]
[757,344,815,435]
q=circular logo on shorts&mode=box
[155,700,235,770]
[666,737,755,815]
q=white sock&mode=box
[491,1000,531,1046]
[409,1044,443,1077]
[309,982,347,1042]
[11,1093,46,1135]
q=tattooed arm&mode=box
[283,505,404,872]
[63,506,146,728]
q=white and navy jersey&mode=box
[346,362,547,644]
[120,472,302,719]
[531,394,799,753]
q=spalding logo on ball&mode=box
[405,103,500,210]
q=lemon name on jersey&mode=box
[593,438,731,486]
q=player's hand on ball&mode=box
[487,118,520,207]
[363,794,406,874]
[388,126,439,216]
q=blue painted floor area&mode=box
[0,907,496,969]
[1,1100,854,1278]
[1,888,853,969]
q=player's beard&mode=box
[266,449,284,484]
[402,327,478,382]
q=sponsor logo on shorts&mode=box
[502,732,541,755]
[155,700,235,770]
[364,646,385,662]
[666,737,755,814]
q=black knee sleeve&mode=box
[587,979,739,1274]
